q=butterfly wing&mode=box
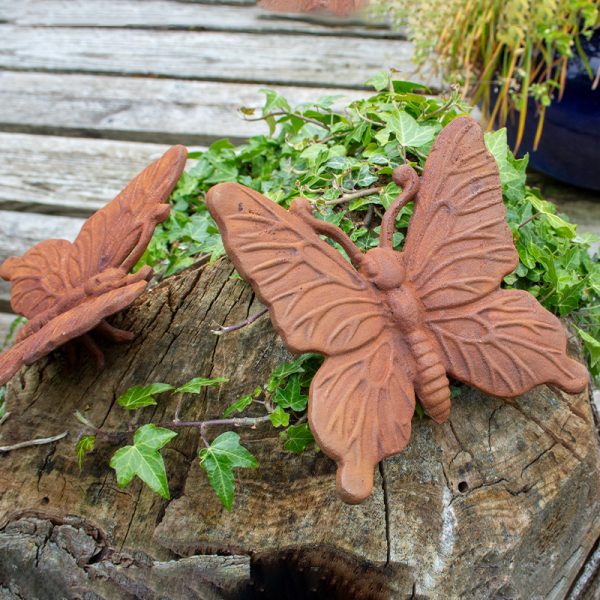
[0,146,187,324]
[403,116,587,395]
[309,331,415,503]
[0,279,148,386]
[0,239,72,319]
[206,183,386,354]
[426,289,588,397]
[65,145,187,287]
[404,116,518,310]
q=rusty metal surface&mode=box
[207,116,589,504]
[258,0,368,17]
[0,145,187,386]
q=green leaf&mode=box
[117,383,174,410]
[383,112,437,148]
[110,424,177,499]
[365,70,391,91]
[175,376,228,394]
[576,327,600,370]
[199,432,258,510]
[281,423,314,453]
[484,129,527,201]
[269,405,290,428]
[75,435,96,470]
[273,375,308,412]
[222,394,254,418]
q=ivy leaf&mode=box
[117,383,174,410]
[75,435,95,470]
[110,424,177,499]
[366,70,391,91]
[281,423,314,453]
[381,112,437,148]
[576,327,600,370]
[273,375,308,412]
[199,432,258,510]
[484,129,527,202]
[222,394,253,418]
[175,376,228,394]
[269,405,290,428]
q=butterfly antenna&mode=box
[290,198,364,268]
[380,165,420,248]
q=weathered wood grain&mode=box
[0,260,597,598]
[0,0,398,38]
[0,72,367,144]
[0,133,180,217]
[0,25,427,90]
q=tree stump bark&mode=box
[0,259,598,599]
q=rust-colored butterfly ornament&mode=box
[0,145,187,386]
[207,117,588,504]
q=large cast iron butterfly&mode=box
[206,116,588,504]
[0,145,187,386]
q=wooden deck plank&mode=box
[0,313,18,343]
[0,133,181,216]
[0,0,396,38]
[0,26,426,90]
[0,210,85,309]
[0,72,368,145]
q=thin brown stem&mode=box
[518,213,541,229]
[0,431,68,454]
[0,412,10,427]
[242,110,328,129]
[158,415,272,430]
[324,186,383,206]
[211,307,269,335]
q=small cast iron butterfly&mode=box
[206,117,588,504]
[0,145,187,386]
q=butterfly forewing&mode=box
[309,332,415,503]
[207,183,388,355]
[66,145,187,287]
[404,117,518,310]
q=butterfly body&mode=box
[360,247,452,422]
[207,116,588,504]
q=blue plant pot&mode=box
[503,29,600,191]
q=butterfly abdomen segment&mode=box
[405,328,451,423]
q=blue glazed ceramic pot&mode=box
[503,29,600,191]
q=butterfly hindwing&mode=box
[426,289,588,397]
[207,183,387,355]
[309,332,415,503]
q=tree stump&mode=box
[0,259,598,599]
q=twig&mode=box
[518,213,541,229]
[242,110,328,129]
[211,307,269,335]
[324,186,383,206]
[158,415,272,430]
[0,431,68,454]
[0,412,10,427]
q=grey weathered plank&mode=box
[0,210,85,310]
[0,26,426,90]
[0,72,367,145]
[0,133,183,216]
[0,0,397,38]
